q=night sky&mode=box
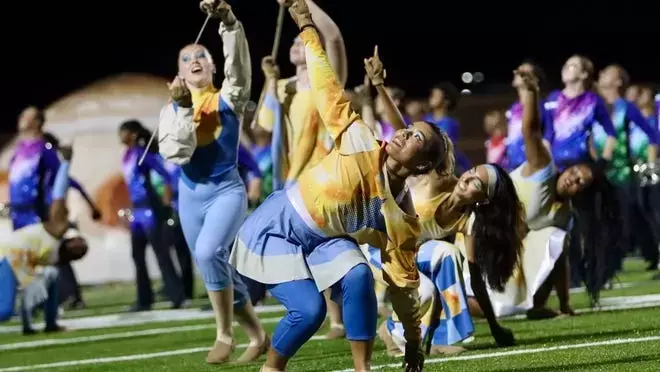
[5,1,659,134]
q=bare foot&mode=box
[526,307,560,320]
[429,345,466,355]
[236,335,270,364]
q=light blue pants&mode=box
[178,169,249,304]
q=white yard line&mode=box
[0,316,288,351]
[2,334,660,372]
[333,335,660,372]
[0,304,285,334]
[3,295,660,351]
[0,335,326,372]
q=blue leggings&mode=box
[178,169,249,303]
[267,263,377,357]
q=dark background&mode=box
[4,0,659,134]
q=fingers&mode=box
[374,45,379,58]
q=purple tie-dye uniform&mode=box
[543,90,616,171]
[505,100,552,171]
[122,146,171,232]
[8,138,88,230]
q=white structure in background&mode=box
[0,73,172,285]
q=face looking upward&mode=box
[178,44,215,89]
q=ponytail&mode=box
[120,120,158,153]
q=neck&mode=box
[432,107,448,120]
[19,130,42,141]
[296,65,310,88]
[599,88,620,104]
[385,158,410,197]
[563,82,586,98]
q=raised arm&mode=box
[44,147,73,239]
[306,0,348,86]
[627,102,658,162]
[593,97,617,161]
[290,2,365,144]
[216,4,252,115]
[142,152,173,206]
[517,70,552,175]
[365,46,408,131]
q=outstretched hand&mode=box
[288,0,313,29]
[199,0,236,25]
[167,77,193,108]
[364,46,386,86]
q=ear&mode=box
[416,160,433,173]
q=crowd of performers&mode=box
[1,0,659,371]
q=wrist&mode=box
[298,16,315,30]
[221,11,237,26]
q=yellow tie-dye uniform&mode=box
[258,78,333,183]
[0,224,59,289]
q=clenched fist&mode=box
[200,0,236,25]
[168,77,193,108]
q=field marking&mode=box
[3,295,660,352]
[333,335,660,372]
[0,304,285,334]
[0,335,325,372]
[0,316,288,351]
[2,333,659,372]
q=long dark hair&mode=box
[564,161,624,305]
[119,120,157,153]
[471,164,526,291]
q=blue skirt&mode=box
[230,186,367,291]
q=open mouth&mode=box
[191,65,203,74]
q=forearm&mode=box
[388,283,422,345]
[300,27,360,141]
[48,162,71,238]
[375,85,407,130]
[647,145,657,162]
[306,0,347,86]
[468,262,499,329]
[158,104,196,165]
[219,18,252,113]
[602,137,616,160]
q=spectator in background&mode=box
[404,98,427,123]
[483,110,508,168]
[424,82,471,174]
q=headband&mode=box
[484,164,498,200]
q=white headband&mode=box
[484,164,498,200]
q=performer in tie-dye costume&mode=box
[256,0,347,190]
[362,57,525,355]
[543,55,617,171]
[0,147,87,334]
[470,69,624,315]
[231,4,451,370]
[505,61,552,171]
[157,1,267,365]
[594,66,659,274]
[119,120,186,311]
